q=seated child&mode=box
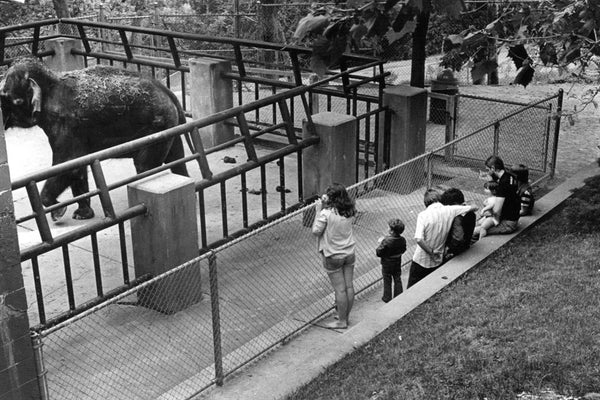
[478,181,500,238]
[510,163,535,216]
[376,218,407,303]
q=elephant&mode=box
[0,57,189,221]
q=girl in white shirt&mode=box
[312,183,356,329]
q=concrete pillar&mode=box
[302,112,357,199]
[44,38,84,72]
[128,172,201,314]
[0,110,41,399]
[189,58,234,148]
[380,85,428,193]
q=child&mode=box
[376,218,407,303]
[510,163,535,216]
[478,181,500,238]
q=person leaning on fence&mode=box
[440,187,476,262]
[376,218,407,303]
[311,183,357,329]
[474,155,521,238]
[407,189,478,288]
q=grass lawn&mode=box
[286,174,600,400]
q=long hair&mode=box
[325,183,356,218]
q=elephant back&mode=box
[61,66,157,116]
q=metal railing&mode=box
[33,90,562,398]
[14,81,330,330]
[0,18,389,177]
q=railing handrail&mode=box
[10,60,384,190]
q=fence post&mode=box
[302,112,357,199]
[127,172,201,314]
[381,85,427,193]
[444,94,457,161]
[493,121,500,156]
[550,89,564,178]
[44,38,84,72]
[208,252,223,386]
[189,58,234,148]
[381,85,427,166]
[0,109,41,400]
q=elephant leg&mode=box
[164,136,189,177]
[133,144,169,174]
[70,168,94,220]
[41,173,75,221]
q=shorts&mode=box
[322,253,355,274]
[487,219,518,235]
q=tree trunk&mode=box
[52,0,70,18]
[410,2,431,88]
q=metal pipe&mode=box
[550,89,563,178]
[208,252,224,386]
[30,331,49,400]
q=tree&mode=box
[292,0,465,86]
[293,0,600,92]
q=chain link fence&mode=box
[34,90,560,399]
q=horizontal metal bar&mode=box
[205,122,289,155]
[195,136,319,191]
[30,273,152,333]
[0,19,59,34]
[458,93,557,109]
[20,204,147,261]
[70,48,189,72]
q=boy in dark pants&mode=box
[376,219,407,303]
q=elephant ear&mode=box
[29,78,42,117]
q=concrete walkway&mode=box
[194,162,600,400]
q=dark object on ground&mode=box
[512,58,534,88]
[276,186,291,193]
[508,44,529,69]
[248,188,264,195]
[223,156,236,163]
[1,57,188,221]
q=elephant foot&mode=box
[72,207,95,220]
[51,206,68,222]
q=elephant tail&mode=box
[162,86,190,177]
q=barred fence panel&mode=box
[35,89,561,397]
[38,258,217,400]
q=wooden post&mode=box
[302,112,357,198]
[45,38,84,72]
[0,109,41,400]
[189,58,234,148]
[128,172,201,314]
[380,85,428,194]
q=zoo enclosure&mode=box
[30,89,563,400]
[0,17,563,400]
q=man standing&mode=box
[407,189,478,288]
[475,155,521,237]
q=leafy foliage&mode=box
[293,0,600,88]
[292,0,466,76]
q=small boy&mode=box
[376,218,407,303]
